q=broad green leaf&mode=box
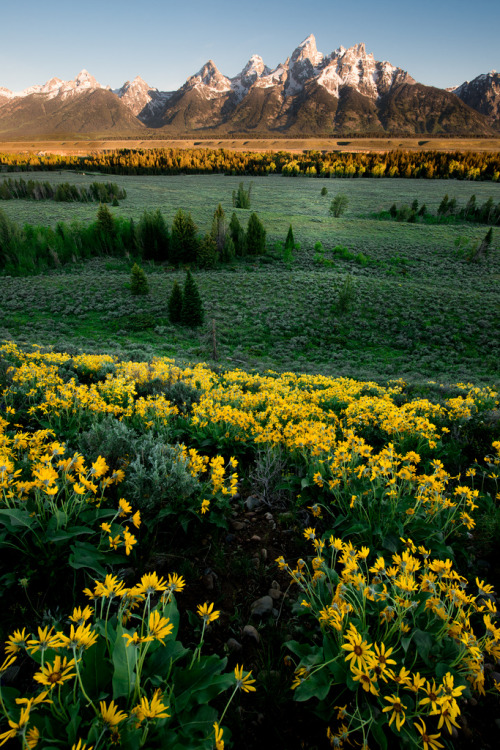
[112,622,137,699]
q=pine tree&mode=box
[221,234,235,263]
[130,263,149,295]
[284,225,295,252]
[197,234,218,268]
[181,270,204,327]
[137,208,170,263]
[210,203,226,254]
[96,203,116,253]
[170,209,199,265]
[229,212,246,256]
[437,194,449,216]
[246,212,266,255]
[168,281,183,323]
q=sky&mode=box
[1,0,499,93]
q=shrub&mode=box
[130,263,149,295]
[232,181,252,209]
[329,193,349,218]
[321,186,328,196]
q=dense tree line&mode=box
[0,177,126,203]
[382,194,500,225]
[0,148,499,180]
[0,203,267,276]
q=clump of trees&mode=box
[0,202,270,276]
[232,182,252,208]
[168,272,204,327]
[0,177,126,203]
[383,195,500,226]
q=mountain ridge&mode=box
[0,35,497,136]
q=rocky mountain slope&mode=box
[0,36,496,136]
[450,71,500,130]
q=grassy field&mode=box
[0,172,499,385]
[1,136,500,154]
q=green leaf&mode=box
[293,668,331,702]
[147,639,189,680]
[80,639,111,698]
[68,541,107,576]
[370,718,388,750]
[174,655,229,712]
[112,623,137,699]
[43,525,94,543]
[0,508,36,531]
[412,629,434,666]
[285,640,323,666]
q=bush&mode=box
[329,193,349,217]
[320,186,328,196]
[232,182,252,209]
[130,263,149,295]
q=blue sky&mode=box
[1,0,499,92]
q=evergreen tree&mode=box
[221,234,235,263]
[284,225,295,252]
[210,203,226,254]
[181,270,204,327]
[437,194,449,216]
[168,281,183,323]
[229,212,246,256]
[232,182,252,209]
[137,209,170,263]
[418,204,427,217]
[389,203,398,219]
[197,234,218,268]
[130,263,149,295]
[96,203,116,253]
[246,212,266,255]
[170,209,199,265]
[320,186,328,196]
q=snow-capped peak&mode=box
[186,60,231,98]
[291,33,324,67]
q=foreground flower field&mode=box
[0,340,499,749]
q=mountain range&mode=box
[0,35,498,137]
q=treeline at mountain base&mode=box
[1,148,499,180]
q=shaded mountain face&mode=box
[0,86,143,137]
[0,40,496,136]
[450,71,500,130]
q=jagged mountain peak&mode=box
[75,69,99,87]
[291,33,323,67]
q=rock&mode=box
[231,520,247,531]
[250,595,273,616]
[269,587,280,600]
[250,534,261,542]
[242,624,260,643]
[245,495,261,510]
[251,556,260,569]
[264,512,273,521]
[260,548,267,561]
[270,580,280,591]
[226,638,243,653]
